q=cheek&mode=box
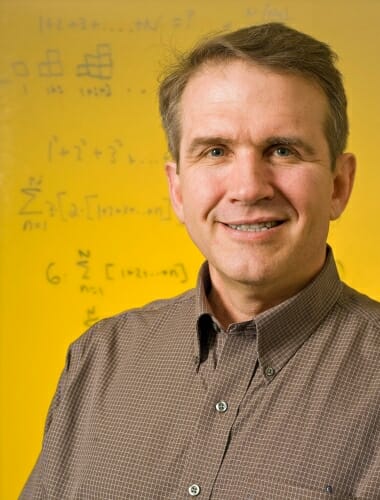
[280,171,333,220]
[181,172,224,218]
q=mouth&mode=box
[226,221,284,232]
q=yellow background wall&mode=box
[1,0,379,497]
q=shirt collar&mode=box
[193,247,343,378]
[193,261,220,367]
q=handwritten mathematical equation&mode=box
[36,6,289,35]
[46,250,187,327]
[48,136,124,164]
[46,137,171,166]
[46,250,188,290]
[47,251,188,327]
[38,11,196,34]
[47,136,170,165]
[18,177,172,231]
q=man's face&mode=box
[166,60,355,303]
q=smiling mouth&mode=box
[227,221,283,232]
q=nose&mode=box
[227,150,275,204]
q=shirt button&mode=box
[188,484,201,496]
[265,366,275,377]
[215,400,228,413]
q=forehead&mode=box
[182,59,326,103]
[178,60,329,142]
[179,60,328,156]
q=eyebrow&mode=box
[264,136,317,156]
[186,136,234,156]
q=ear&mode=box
[330,153,356,220]
[165,161,185,223]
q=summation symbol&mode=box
[39,50,64,77]
[76,44,113,80]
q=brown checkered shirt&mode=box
[21,249,380,499]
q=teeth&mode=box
[228,221,280,232]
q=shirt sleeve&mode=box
[19,345,74,499]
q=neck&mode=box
[208,284,281,330]
[207,269,320,330]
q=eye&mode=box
[207,147,225,157]
[273,146,292,157]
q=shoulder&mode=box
[339,284,380,324]
[336,284,380,352]
[67,288,197,364]
[100,286,197,332]
[45,288,198,413]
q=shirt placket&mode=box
[175,328,258,499]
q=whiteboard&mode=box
[1,0,379,497]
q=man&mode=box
[21,23,379,499]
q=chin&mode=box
[219,263,274,287]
